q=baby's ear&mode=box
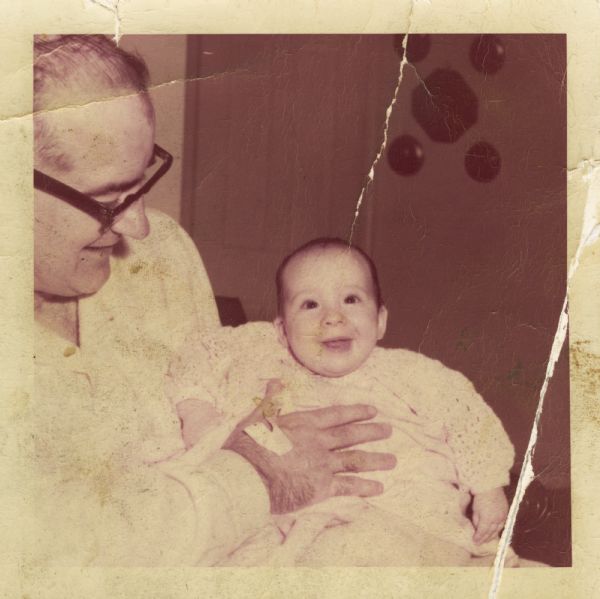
[273,316,289,348]
[377,305,388,341]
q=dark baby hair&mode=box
[275,237,384,314]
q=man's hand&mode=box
[223,403,396,514]
[472,487,509,545]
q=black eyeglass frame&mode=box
[34,144,173,230]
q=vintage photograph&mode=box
[31,34,569,568]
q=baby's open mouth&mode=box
[321,337,353,351]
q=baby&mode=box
[168,238,515,566]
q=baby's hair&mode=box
[275,237,384,314]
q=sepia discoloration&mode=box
[88,459,120,507]
[129,261,143,274]
[571,341,600,427]
[4,2,600,597]
[7,389,31,422]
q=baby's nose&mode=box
[322,309,345,326]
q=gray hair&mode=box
[34,35,152,172]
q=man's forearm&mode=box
[159,443,272,564]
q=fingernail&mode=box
[385,455,397,468]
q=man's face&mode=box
[275,248,387,377]
[34,91,155,298]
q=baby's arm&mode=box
[417,363,514,541]
[440,376,513,542]
[176,398,223,449]
[471,486,509,545]
[165,323,290,449]
[166,324,246,451]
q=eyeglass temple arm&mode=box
[33,170,112,221]
[34,144,173,222]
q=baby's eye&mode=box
[344,294,361,304]
[301,299,319,310]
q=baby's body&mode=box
[168,240,515,566]
[170,322,514,565]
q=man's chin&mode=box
[73,264,112,297]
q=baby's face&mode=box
[275,247,387,377]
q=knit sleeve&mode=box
[165,321,282,418]
[376,349,515,495]
[428,364,515,494]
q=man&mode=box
[30,35,395,565]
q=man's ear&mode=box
[273,316,289,348]
[377,305,388,341]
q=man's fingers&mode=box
[332,450,397,473]
[278,404,377,430]
[324,422,393,450]
[330,475,384,498]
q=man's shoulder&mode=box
[111,209,202,280]
[106,208,219,332]
[205,321,281,354]
[126,209,193,256]
[146,208,189,237]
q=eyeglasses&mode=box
[34,144,173,231]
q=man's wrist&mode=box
[225,431,312,514]
[224,431,274,495]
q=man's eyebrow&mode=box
[86,154,156,196]
[87,176,144,196]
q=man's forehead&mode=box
[45,92,152,139]
[37,92,155,191]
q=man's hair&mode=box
[275,237,384,314]
[34,35,151,172]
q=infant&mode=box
[168,238,515,566]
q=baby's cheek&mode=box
[292,334,320,356]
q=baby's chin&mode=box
[310,366,355,378]
[299,355,367,378]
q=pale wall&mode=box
[120,35,187,222]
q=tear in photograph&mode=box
[31,34,569,568]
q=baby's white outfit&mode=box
[168,322,516,566]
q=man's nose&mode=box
[110,199,150,240]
